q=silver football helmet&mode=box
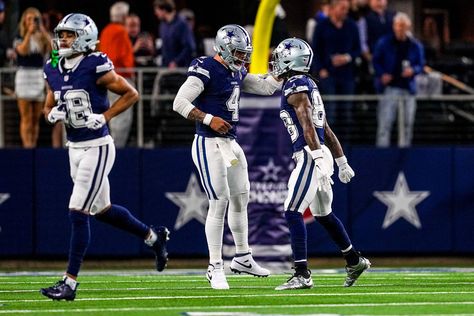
[270,38,313,77]
[214,24,252,72]
[53,13,99,57]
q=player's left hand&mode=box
[85,113,106,130]
[335,156,355,184]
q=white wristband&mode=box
[335,155,347,167]
[203,114,214,126]
[309,149,323,160]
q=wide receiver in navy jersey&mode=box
[40,13,169,301]
[270,38,370,290]
[173,24,281,290]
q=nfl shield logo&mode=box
[64,75,69,82]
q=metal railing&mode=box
[1,67,473,148]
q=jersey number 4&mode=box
[226,86,240,121]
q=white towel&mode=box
[216,138,239,167]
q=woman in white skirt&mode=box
[14,7,51,147]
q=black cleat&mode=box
[40,279,77,301]
[149,226,170,271]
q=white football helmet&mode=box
[270,38,313,77]
[214,24,252,72]
[53,13,99,57]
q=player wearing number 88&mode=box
[271,38,370,290]
[173,24,282,290]
[40,13,169,301]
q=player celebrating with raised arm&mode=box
[270,38,370,290]
[173,24,282,290]
[40,13,169,301]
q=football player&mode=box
[270,38,370,290]
[39,13,169,301]
[173,24,281,289]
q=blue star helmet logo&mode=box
[226,30,235,39]
[284,42,293,50]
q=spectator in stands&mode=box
[99,1,135,148]
[373,12,425,147]
[366,0,395,56]
[153,0,196,68]
[14,7,51,148]
[312,0,360,138]
[305,0,330,45]
[42,9,64,148]
[179,8,205,57]
[126,13,155,67]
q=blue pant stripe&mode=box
[287,152,308,211]
[195,136,211,199]
[293,155,315,211]
[86,143,109,211]
[81,146,103,211]
[202,136,218,200]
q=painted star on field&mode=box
[165,174,208,230]
[373,172,430,229]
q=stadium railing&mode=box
[1,67,473,148]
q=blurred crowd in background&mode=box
[0,0,473,148]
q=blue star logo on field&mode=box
[165,174,208,230]
[259,158,283,182]
[0,193,10,206]
[373,172,430,229]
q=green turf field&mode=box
[1,269,473,315]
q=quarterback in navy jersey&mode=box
[270,38,370,291]
[173,24,281,290]
[40,13,169,301]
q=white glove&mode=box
[335,155,355,184]
[309,148,333,192]
[85,113,106,130]
[47,106,66,124]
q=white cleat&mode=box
[230,250,270,277]
[344,256,371,287]
[206,262,229,290]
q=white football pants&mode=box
[68,141,116,215]
[284,145,335,217]
[192,135,250,263]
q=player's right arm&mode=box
[324,120,355,184]
[173,76,231,135]
[43,82,66,124]
[288,92,321,152]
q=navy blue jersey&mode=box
[280,75,326,153]
[44,52,114,142]
[187,56,247,138]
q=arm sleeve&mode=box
[173,75,205,118]
[242,74,282,95]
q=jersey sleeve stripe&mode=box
[188,65,210,78]
[284,85,309,96]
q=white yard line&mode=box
[1,291,474,304]
[0,301,473,314]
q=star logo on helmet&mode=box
[284,42,293,50]
[226,30,235,39]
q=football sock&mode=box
[63,275,78,290]
[66,211,90,277]
[285,211,307,263]
[228,193,249,254]
[144,229,157,247]
[315,212,352,250]
[342,246,361,266]
[94,204,149,239]
[206,199,228,263]
[295,261,310,278]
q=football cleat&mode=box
[149,226,170,272]
[230,251,270,277]
[275,270,313,290]
[344,256,371,287]
[206,261,229,290]
[40,279,78,301]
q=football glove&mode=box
[85,113,106,130]
[335,156,355,184]
[309,149,333,192]
[47,106,66,124]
